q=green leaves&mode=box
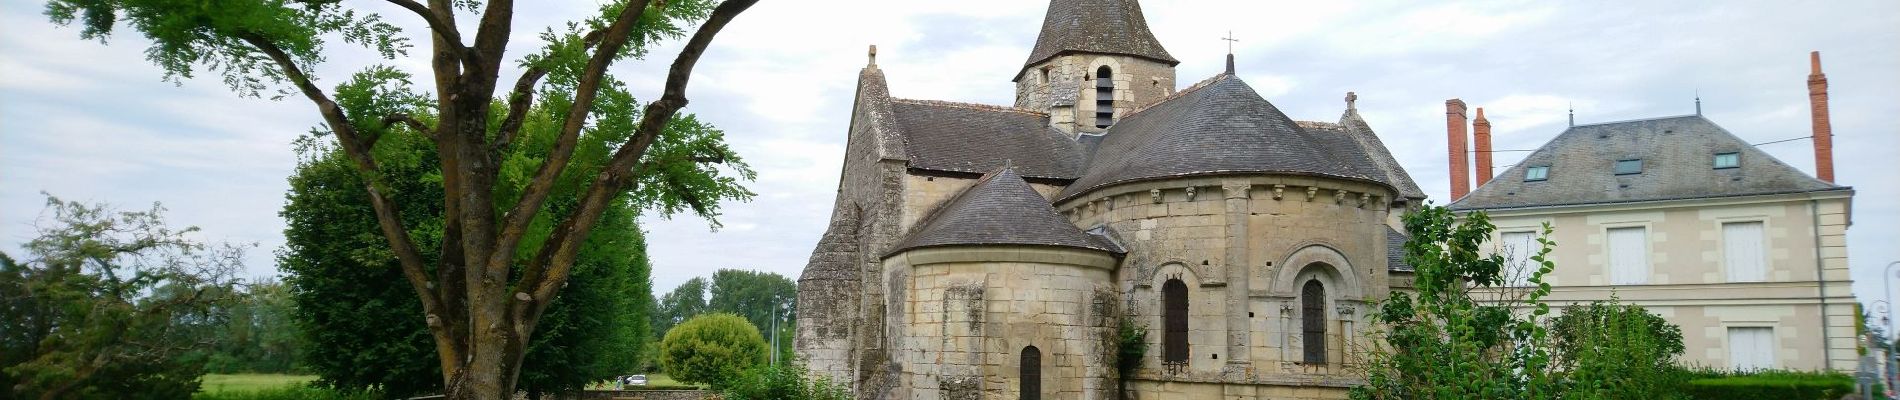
[659,313,767,388]
[46,0,407,97]
[1,196,245,400]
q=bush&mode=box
[1683,374,1852,400]
[720,363,850,400]
[659,313,767,387]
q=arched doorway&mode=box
[1020,346,1041,400]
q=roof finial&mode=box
[1568,103,1575,127]
[1221,31,1240,75]
[1345,91,1358,111]
[1695,90,1702,115]
[867,45,877,67]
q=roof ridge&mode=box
[1295,120,1343,129]
[890,98,1049,116]
[1569,114,1701,129]
[1126,73,1231,118]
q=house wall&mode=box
[1482,193,1855,371]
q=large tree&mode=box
[654,276,708,339]
[707,269,794,358]
[279,105,683,396]
[44,0,759,397]
[0,196,244,400]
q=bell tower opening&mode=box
[1095,66,1115,128]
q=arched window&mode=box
[1162,278,1189,365]
[1094,66,1115,128]
[1301,279,1327,364]
[1020,346,1041,400]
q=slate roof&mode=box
[1385,226,1414,273]
[886,167,1120,257]
[1299,120,1428,200]
[1451,115,1846,210]
[889,99,1085,180]
[1057,75,1386,202]
[1017,0,1178,81]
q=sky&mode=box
[2,0,1897,327]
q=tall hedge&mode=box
[1683,375,1852,400]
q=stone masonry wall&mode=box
[888,247,1119,400]
[1015,54,1177,136]
[1056,175,1393,395]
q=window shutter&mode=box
[1607,227,1649,285]
[1723,222,1767,282]
[1501,232,1537,286]
[1727,327,1775,370]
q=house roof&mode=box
[1017,0,1177,81]
[888,99,1084,180]
[1300,119,1427,200]
[1385,225,1414,273]
[1451,115,1846,210]
[1057,75,1386,202]
[886,167,1120,257]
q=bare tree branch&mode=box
[381,113,434,138]
[493,67,547,156]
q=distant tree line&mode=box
[653,269,796,364]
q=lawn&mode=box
[197,374,318,394]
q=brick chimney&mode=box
[1473,107,1493,187]
[1446,99,1470,199]
[1807,51,1835,183]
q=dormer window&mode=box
[1095,66,1115,128]
[1714,152,1740,169]
[1525,166,1549,182]
[1615,159,1643,175]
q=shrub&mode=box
[720,363,850,400]
[1551,299,1688,399]
[1682,374,1852,400]
[659,313,767,387]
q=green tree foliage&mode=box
[1355,205,1694,400]
[659,313,766,387]
[720,363,850,400]
[280,97,678,396]
[42,0,761,396]
[0,196,245,400]
[655,277,709,339]
[708,269,795,358]
[1551,299,1687,399]
[1355,205,1559,399]
[205,279,306,374]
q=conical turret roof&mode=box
[887,167,1118,257]
[1017,0,1177,81]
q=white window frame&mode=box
[1605,226,1650,285]
[1714,152,1740,169]
[1525,166,1549,181]
[1722,220,1768,283]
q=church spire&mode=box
[1016,0,1177,81]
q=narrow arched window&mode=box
[1095,66,1115,128]
[1020,346,1041,400]
[1162,278,1188,364]
[1301,279,1327,364]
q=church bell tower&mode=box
[1013,0,1179,136]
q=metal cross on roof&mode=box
[1221,31,1240,54]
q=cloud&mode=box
[3,1,1896,315]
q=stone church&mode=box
[795,0,1425,398]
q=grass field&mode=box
[197,374,318,394]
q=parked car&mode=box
[620,374,648,388]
